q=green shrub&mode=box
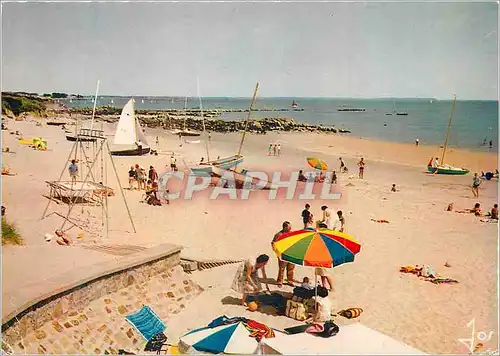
[1,218,23,245]
[1,95,46,116]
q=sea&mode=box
[63,97,498,152]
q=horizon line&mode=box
[2,91,498,101]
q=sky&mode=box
[1,2,498,99]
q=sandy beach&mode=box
[2,116,498,354]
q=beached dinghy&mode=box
[190,83,259,176]
[191,154,244,175]
[110,99,150,156]
[426,94,469,175]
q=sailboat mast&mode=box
[441,94,457,165]
[197,78,210,161]
[183,97,188,131]
[90,80,100,132]
[237,82,259,156]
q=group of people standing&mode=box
[128,164,158,190]
[301,204,346,232]
[232,203,347,306]
[268,143,282,156]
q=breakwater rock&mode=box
[64,108,342,134]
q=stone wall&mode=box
[1,245,202,354]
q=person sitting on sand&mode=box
[457,203,482,216]
[315,172,325,183]
[446,203,454,212]
[306,286,333,323]
[486,204,499,220]
[55,230,72,246]
[391,184,397,192]
[231,254,271,306]
[320,206,333,229]
[146,187,162,206]
[298,170,307,182]
[301,277,313,290]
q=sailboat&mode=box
[66,80,100,142]
[190,83,259,176]
[427,94,469,175]
[178,97,201,137]
[292,100,298,109]
[109,99,151,156]
[385,99,408,115]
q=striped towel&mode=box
[125,305,166,341]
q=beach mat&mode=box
[125,305,166,341]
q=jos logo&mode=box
[458,318,496,354]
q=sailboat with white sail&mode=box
[109,99,151,156]
[426,94,469,175]
[190,83,259,176]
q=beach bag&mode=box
[286,300,307,321]
[144,332,167,353]
[338,307,363,319]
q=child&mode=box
[306,288,332,323]
[331,171,337,184]
[391,184,396,192]
[301,204,312,229]
[301,277,313,290]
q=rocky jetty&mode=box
[63,108,340,134]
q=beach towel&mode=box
[371,219,390,223]
[246,293,287,313]
[207,316,248,328]
[337,308,363,319]
[126,305,166,341]
[244,319,275,341]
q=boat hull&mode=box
[110,147,151,156]
[191,155,244,175]
[427,166,469,175]
[179,131,201,137]
[66,135,96,142]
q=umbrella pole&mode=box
[315,273,318,311]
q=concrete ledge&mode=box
[2,243,181,331]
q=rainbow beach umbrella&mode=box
[272,227,361,268]
[307,157,328,171]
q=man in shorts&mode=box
[272,221,296,287]
[68,159,78,183]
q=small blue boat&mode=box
[190,154,244,176]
